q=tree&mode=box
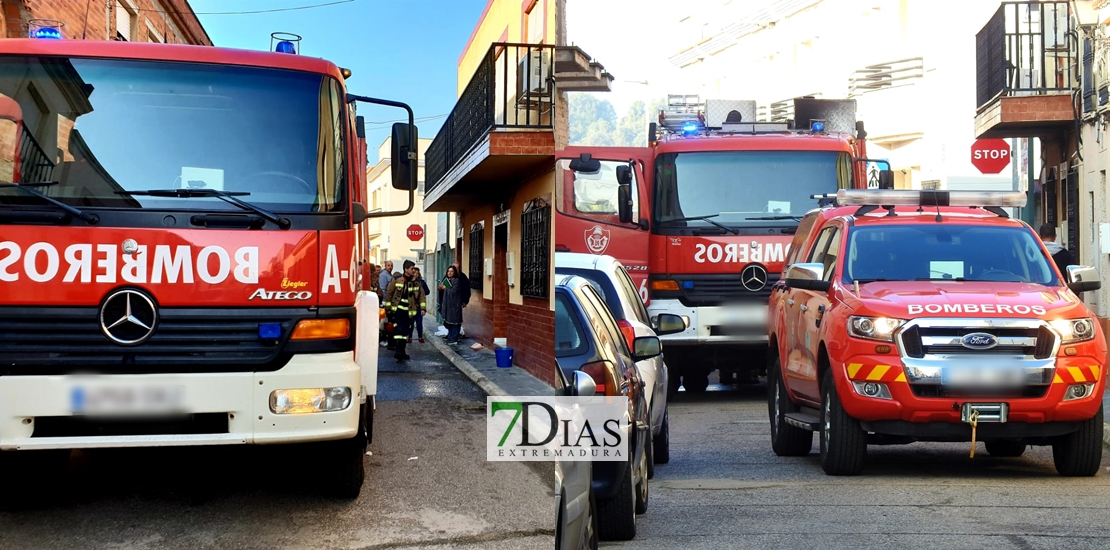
[568,95,667,147]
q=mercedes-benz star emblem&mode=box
[741,264,768,292]
[99,289,158,345]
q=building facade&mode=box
[363,137,437,269]
[1,0,210,44]
[424,0,610,385]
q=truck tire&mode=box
[323,434,367,498]
[984,440,1026,458]
[819,369,866,476]
[768,359,813,457]
[596,459,636,540]
[1052,405,1103,477]
[653,408,671,465]
[636,430,650,514]
[667,368,680,400]
[683,370,709,393]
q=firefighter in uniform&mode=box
[386,260,426,361]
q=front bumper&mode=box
[647,299,768,346]
[833,352,1106,429]
[0,352,363,450]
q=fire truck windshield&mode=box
[0,56,346,216]
[844,225,1058,285]
[653,150,851,228]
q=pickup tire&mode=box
[596,458,636,540]
[768,358,813,456]
[984,440,1026,457]
[653,408,671,465]
[819,369,867,476]
[1052,404,1103,477]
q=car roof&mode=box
[555,251,622,272]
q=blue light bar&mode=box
[682,122,698,133]
[32,27,62,40]
[275,40,296,54]
[259,323,282,339]
[811,121,825,132]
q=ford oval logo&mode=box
[961,332,998,350]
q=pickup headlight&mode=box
[1050,318,1096,344]
[848,316,905,342]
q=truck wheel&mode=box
[683,371,709,393]
[653,408,671,465]
[322,434,366,498]
[667,368,680,399]
[819,369,866,475]
[768,359,813,457]
[596,458,636,540]
[1053,405,1103,477]
[636,430,650,514]
[984,440,1026,457]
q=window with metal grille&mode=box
[521,201,550,298]
[469,223,484,291]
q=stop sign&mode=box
[971,139,1011,174]
[406,224,424,242]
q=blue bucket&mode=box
[495,347,514,368]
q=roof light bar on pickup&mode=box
[835,189,1027,208]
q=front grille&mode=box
[0,306,336,374]
[910,385,1049,399]
[653,273,780,307]
[899,325,1052,359]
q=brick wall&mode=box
[507,297,555,386]
[463,290,494,348]
[2,0,209,45]
[489,131,555,156]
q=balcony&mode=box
[974,1,1077,139]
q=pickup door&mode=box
[784,222,843,403]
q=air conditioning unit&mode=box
[518,50,550,97]
[1016,69,1041,89]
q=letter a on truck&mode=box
[0,33,420,498]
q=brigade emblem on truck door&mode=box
[585,225,611,254]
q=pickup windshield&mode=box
[0,56,346,213]
[844,224,1058,285]
[653,150,851,228]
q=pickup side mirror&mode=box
[784,262,831,293]
[570,370,597,398]
[391,122,418,191]
[652,313,687,336]
[631,335,662,361]
[1066,265,1101,294]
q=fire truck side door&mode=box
[786,224,840,403]
[555,146,653,303]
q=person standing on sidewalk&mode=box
[379,260,394,298]
[1040,223,1075,275]
[408,267,431,343]
[438,265,466,345]
[386,261,426,360]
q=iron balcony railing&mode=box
[976,1,1076,109]
[19,126,54,183]
[426,43,555,193]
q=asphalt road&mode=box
[605,375,1110,549]
[0,342,554,550]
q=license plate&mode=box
[942,367,1023,387]
[721,307,766,326]
[70,384,186,414]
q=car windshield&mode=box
[653,150,851,227]
[0,56,346,213]
[555,267,624,321]
[844,224,1057,284]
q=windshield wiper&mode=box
[0,181,99,224]
[915,277,966,281]
[659,214,739,235]
[120,188,291,229]
[746,215,801,221]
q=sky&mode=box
[190,0,487,160]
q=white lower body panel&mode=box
[647,299,769,346]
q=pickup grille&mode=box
[900,325,1054,359]
[0,306,338,375]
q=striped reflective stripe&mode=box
[847,363,904,383]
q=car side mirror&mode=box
[570,370,596,398]
[784,262,831,292]
[1066,265,1101,294]
[653,313,686,336]
[632,336,662,361]
[391,122,418,191]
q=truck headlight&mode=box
[269,387,352,414]
[1050,318,1096,344]
[848,316,905,342]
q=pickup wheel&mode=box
[984,440,1026,457]
[819,370,867,476]
[653,408,671,465]
[1052,405,1103,477]
[768,358,813,457]
[596,457,636,540]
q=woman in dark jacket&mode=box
[438,265,466,344]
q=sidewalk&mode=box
[416,314,554,398]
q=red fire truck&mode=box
[0,32,419,498]
[556,95,889,394]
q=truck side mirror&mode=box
[352,202,370,224]
[355,115,366,138]
[1066,265,1101,293]
[569,153,601,173]
[617,182,633,224]
[784,262,831,292]
[391,122,418,191]
[879,169,894,189]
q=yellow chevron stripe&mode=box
[1090,365,1101,381]
[894,372,906,383]
[1054,373,1064,384]
[847,363,863,378]
[1068,366,1087,383]
[867,365,890,381]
